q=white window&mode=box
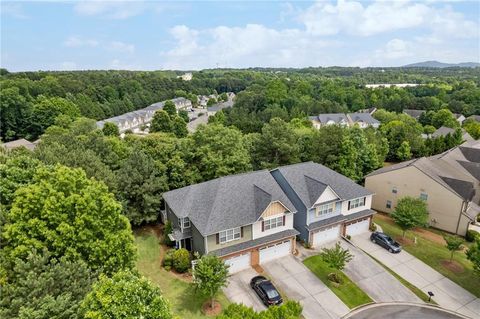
[420,193,428,201]
[180,217,190,229]
[264,216,284,231]
[349,197,365,210]
[219,227,241,244]
[316,203,334,217]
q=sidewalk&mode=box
[351,232,480,319]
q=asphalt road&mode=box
[345,303,470,319]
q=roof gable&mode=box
[314,185,340,206]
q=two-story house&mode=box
[271,162,375,247]
[162,170,299,273]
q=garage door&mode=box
[259,240,291,264]
[313,225,340,247]
[224,252,251,273]
[346,218,370,236]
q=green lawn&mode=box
[303,256,373,309]
[374,216,480,297]
[135,229,230,319]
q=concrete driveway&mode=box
[223,268,266,312]
[352,232,480,319]
[263,255,349,319]
[339,240,420,303]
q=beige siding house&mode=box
[365,141,480,236]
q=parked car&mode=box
[370,231,402,253]
[250,276,283,306]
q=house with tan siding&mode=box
[365,141,480,236]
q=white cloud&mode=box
[107,41,135,53]
[161,24,340,70]
[74,0,146,19]
[299,0,478,38]
[375,39,413,60]
[64,36,99,48]
[1,3,28,19]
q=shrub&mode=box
[163,221,174,246]
[346,235,351,240]
[327,272,343,284]
[172,248,191,273]
[163,249,175,269]
[466,230,480,242]
[369,223,377,232]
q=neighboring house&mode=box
[96,97,191,133]
[403,109,426,120]
[429,126,474,142]
[162,170,299,273]
[365,83,419,89]
[309,113,379,129]
[1,138,38,151]
[454,113,466,125]
[467,115,480,122]
[365,140,480,236]
[357,107,377,115]
[177,72,193,81]
[347,112,380,128]
[162,161,373,273]
[271,162,375,247]
[309,113,350,129]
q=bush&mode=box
[172,248,191,273]
[346,235,351,240]
[369,223,377,232]
[327,272,343,284]
[163,221,174,246]
[477,214,480,222]
[466,230,480,242]
[163,249,175,269]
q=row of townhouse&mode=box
[96,97,192,133]
[162,162,374,273]
[309,112,380,129]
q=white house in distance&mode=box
[177,72,193,81]
[365,83,419,89]
[309,113,380,129]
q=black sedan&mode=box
[250,276,283,306]
[370,231,402,253]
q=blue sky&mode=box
[1,0,479,71]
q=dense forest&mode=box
[1,66,480,318]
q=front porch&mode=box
[168,228,193,251]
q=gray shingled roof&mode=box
[272,162,373,209]
[210,229,299,257]
[162,170,296,236]
[306,215,347,231]
[403,109,425,119]
[347,113,380,125]
[316,113,349,124]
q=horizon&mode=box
[1,0,479,71]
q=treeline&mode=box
[2,67,479,142]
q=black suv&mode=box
[370,231,402,253]
[250,276,283,306]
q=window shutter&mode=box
[261,221,265,232]
[282,215,286,226]
[216,233,219,244]
[348,201,351,210]
[363,197,366,206]
[241,227,244,238]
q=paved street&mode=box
[263,255,350,319]
[352,232,480,318]
[345,303,470,319]
[223,268,266,312]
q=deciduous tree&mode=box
[444,235,464,261]
[193,255,229,309]
[391,197,429,238]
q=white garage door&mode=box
[225,252,251,273]
[259,240,291,264]
[313,225,340,247]
[346,218,370,236]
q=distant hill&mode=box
[403,61,480,68]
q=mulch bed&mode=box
[440,260,465,274]
[202,300,222,316]
[395,236,414,246]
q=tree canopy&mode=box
[391,197,429,237]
